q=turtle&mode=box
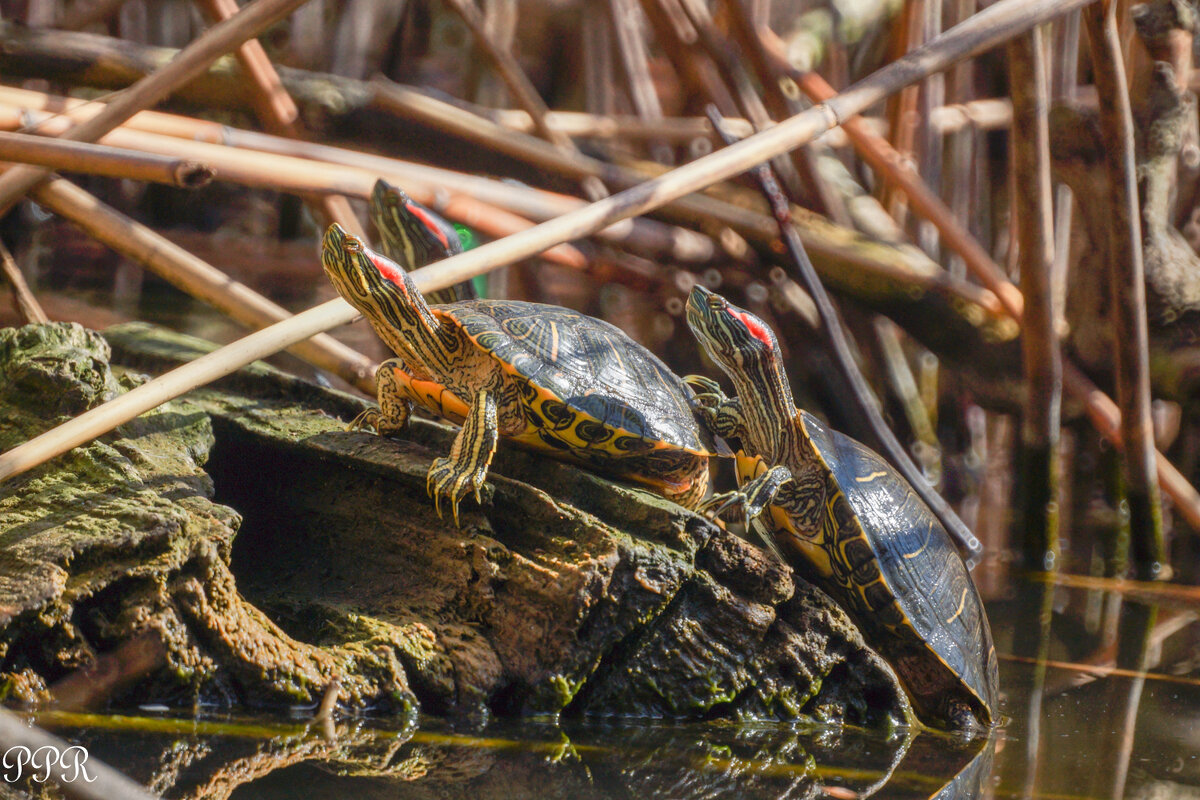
[368,178,478,305]
[320,222,716,525]
[684,284,998,731]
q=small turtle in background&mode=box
[685,284,998,731]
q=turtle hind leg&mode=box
[427,388,499,527]
[350,358,413,435]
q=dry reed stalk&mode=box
[0,104,589,272]
[0,130,213,187]
[674,0,810,204]
[1085,1,1165,577]
[31,176,377,395]
[0,240,48,324]
[1009,28,1062,567]
[0,85,711,262]
[0,0,312,216]
[606,0,674,164]
[793,68,1028,317]
[716,0,850,223]
[492,108,752,141]
[0,0,1106,484]
[194,0,366,238]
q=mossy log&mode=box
[0,321,910,727]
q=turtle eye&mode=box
[707,294,725,310]
[345,238,362,254]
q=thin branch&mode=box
[194,0,366,237]
[0,239,48,324]
[0,0,1102,484]
[32,175,377,395]
[1009,27,1062,567]
[1085,0,1166,576]
[0,130,212,187]
[0,0,312,216]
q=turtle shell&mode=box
[437,299,714,456]
[798,411,998,728]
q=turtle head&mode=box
[686,285,781,375]
[321,223,439,337]
[369,179,462,270]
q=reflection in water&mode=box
[31,711,996,800]
[24,572,1200,800]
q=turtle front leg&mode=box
[350,358,412,435]
[426,388,499,527]
[684,375,748,442]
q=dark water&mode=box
[28,576,1200,800]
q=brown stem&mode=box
[1084,0,1166,578]
[606,0,674,164]
[715,0,849,224]
[0,240,48,324]
[0,129,212,187]
[1009,28,1062,568]
[0,0,312,216]
[31,175,377,395]
[193,0,366,237]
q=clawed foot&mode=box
[698,488,746,521]
[347,405,409,435]
[426,456,494,527]
[347,408,380,432]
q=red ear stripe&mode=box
[728,308,773,347]
[404,202,451,251]
[366,250,410,290]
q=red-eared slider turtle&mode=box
[369,179,477,305]
[685,285,998,730]
[321,223,715,524]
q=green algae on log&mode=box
[0,323,412,713]
[0,321,910,727]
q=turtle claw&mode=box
[698,489,745,520]
[347,408,380,433]
[426,456,491,528]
